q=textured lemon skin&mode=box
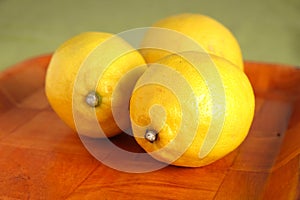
[46,32,146,138]
[140,13,244,70]
[130,52,255,167]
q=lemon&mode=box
[130,52,254,167]
[140,13,244,70]
[45,32,146,138]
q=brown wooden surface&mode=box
[0,55,299,199]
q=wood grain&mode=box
[0,55,299,199]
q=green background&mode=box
[0,0,299,71]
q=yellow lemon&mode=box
[140,13,244,70]
[46,32,146,138]
[130,52,254,167]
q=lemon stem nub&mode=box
[145,130,158,143]
[85,91,101,107]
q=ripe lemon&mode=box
[130,52,254,167]
[45,32,146,138]
[140,13,244,70]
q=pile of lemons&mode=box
[45,13,255,167]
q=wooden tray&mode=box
[0,55,299,199]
